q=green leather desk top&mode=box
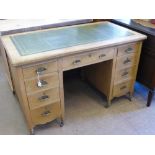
[11,22,133,56]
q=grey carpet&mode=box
[0,56,155,135]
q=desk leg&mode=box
[127,92,133,102]
[105,98,112,108]
[147,90,154,107]
[30,128,34,135]
[58,59,65,124]
[56,118,64,127]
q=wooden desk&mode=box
[112,19,155,106]
[0,22,146,134]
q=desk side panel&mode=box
[10,65,34,131]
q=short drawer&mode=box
[62,48,114,70]
[116,53,136,70]
[114,66,136,84]
[117,43,136,57]
[28,87,60,110]
[31,102,61,125]
[23,60,58,79]
[62,51,96,70]
[96,48,115,61]
[113,80,132,97]
[25,72,59,94]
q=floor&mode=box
[0,56,155,135]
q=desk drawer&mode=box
[28,87,60,110]
[62,51,96,70]
[116,54,136,70]
[114,66,136,84]
[62,48,114,70]
[113,80,132,97]
[96,48,114,61]
[31,102,61,125]
[25,72,59,94]
[23,60,58,79]
[118,43,136,57]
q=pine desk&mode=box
[0,22,146,134]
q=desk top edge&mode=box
[1,21,147,67]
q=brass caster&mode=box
[60,121,64,127]
[56,119,64,127]
[12,91,16,95]
[104,102,111,108]
[30,128,35,135]
[127,93,133,102]
[129,97,132,102]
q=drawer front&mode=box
[114,66,136,84]
[113,80,132,97]
[118,43,136,57]
[25,72,59,94]
[28,87,60,110]
[31,102,61,125]
[62,51,96,70]
[116,54,136,70]
[23,60,58,79]
[96,48,114,61]
[62,48,114,70]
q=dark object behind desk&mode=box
[112,19,155,106]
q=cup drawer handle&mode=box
[122,71,129,77]
[36,67,47,74]
[41,110,51,117]
[123,58,131,64]
[125,47,133,53]
[120,85,127,90]
[73,59,81,65]
[99,54,106,59]
[38,95,49,101]
[37,80,48,88]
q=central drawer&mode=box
[62,48,114,70]
[27,87,60,110]
[24,72,59,94]
[31,102,61,125]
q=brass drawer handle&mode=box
[99,54,106,59]
[37,80,48,88]
[41,110,51,117]
[38,95,49,101]
[120,85,127,90]
[123,58,131,64]
[125,47,133,53]
[122,71,129,77]
[36,67,47,74]
[73,59,81,65]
